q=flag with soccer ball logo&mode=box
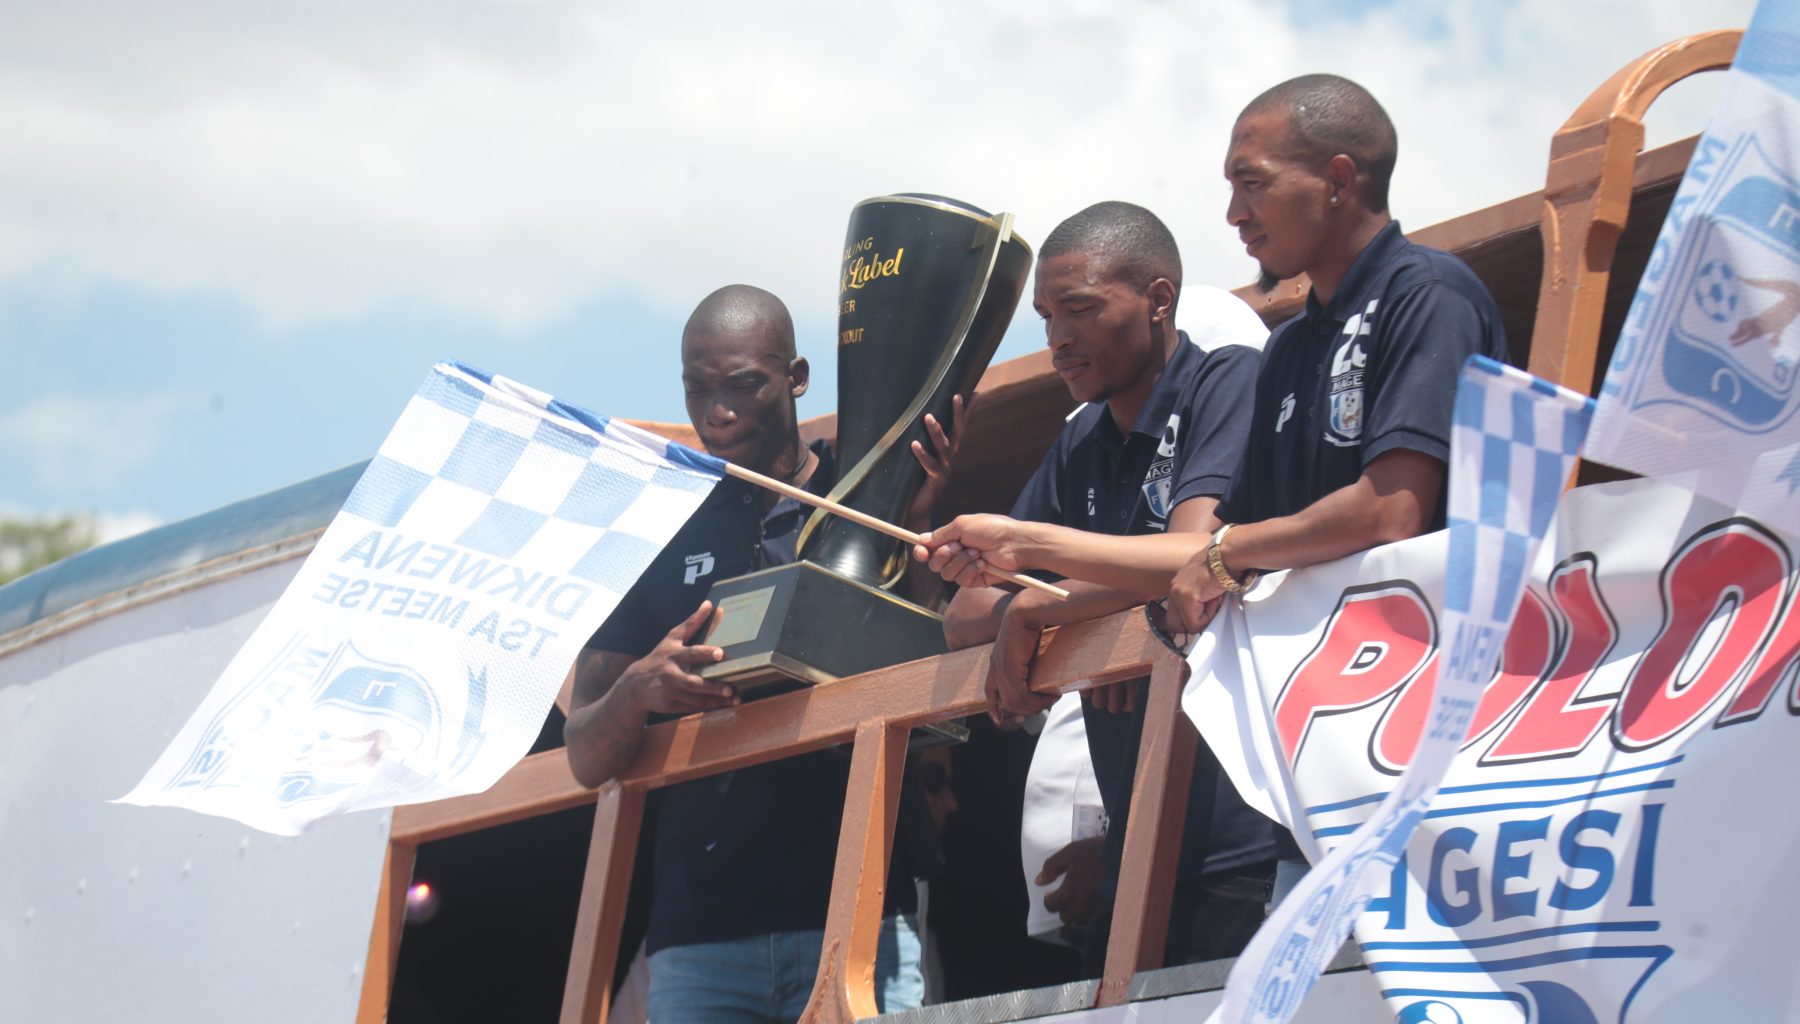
[1585,0,1800,534]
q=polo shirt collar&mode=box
[774,438,836,517]
[714,437,835,519]
[1306,220,1407,323]
[1118,330,1197,442]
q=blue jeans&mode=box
[646,914,923,1022]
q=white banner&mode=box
[121,363,722,835]
[1205,359,1593,1024]
[1187,477,1800,1022]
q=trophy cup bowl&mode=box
[699,194,1033,697]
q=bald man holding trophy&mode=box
[699,194,1034,693]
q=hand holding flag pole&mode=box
[719,461,1071,600]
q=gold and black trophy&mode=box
[699,194,1033,695]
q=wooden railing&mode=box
[354,29,1742,1024]
[360,608,1187,1023]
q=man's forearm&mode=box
[563,684,650,788]
[1221,454,1440,575]
[945,586,1013,649]
[947,577,1150,648]
[1011,523,1207,595]
[1008,578,1157,633]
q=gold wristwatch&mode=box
[1206,523,1259,594]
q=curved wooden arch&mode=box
[1527,29,1742,396]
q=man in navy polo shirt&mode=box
[1168,74,1506,624]
[1164,75,1507,898]
[935,201,1277,972]
[564,284,956,1021]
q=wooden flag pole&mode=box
[721,462,1070,601]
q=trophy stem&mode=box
[801,206,1028,593]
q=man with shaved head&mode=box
[564,284,955,1020]
[932,200,1276,972]
[1180,74,1505,620]
[1177,75,1507,901]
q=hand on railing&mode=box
[1166,557,1228,635]
[989,592,1062,727]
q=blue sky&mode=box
[0,0,1754,537]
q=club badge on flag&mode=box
[1585,0,1800,533]
[1197,356,1595,1024]
[119,362,724,835]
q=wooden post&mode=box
[355,841,416,1024]
[1095,646,1197,1008]
[799,718,910,1024]
[560,784,647,1024]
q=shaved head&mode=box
[1038,201,1182,293]
[678,283,808,477]
[1240,74,1398,213]
[682,284,796,360]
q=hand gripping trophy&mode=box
[699,194,1032,694]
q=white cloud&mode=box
[93,509,163,544]
[0,0,1756,330]
[0,392,192,489]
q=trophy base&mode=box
[700,560,949,691]
[698,561,965,748]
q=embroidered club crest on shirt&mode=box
[1157,414,1181,458]
[1327,300,1376,446]
[1142,414,1180,521]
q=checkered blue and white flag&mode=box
[1207,355,1593,1024]
[120,362,724,835]
[1585,0,1800,534]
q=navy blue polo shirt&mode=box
[1011,335,1280,879]
[586,440,917,953]
[1219,222,1507,529]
